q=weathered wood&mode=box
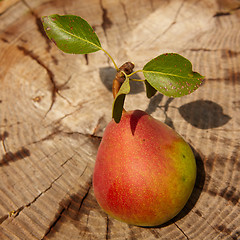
[0,0,239,239]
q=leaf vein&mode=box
[52,23,102,50]
[143,70,200,80]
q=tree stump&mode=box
[0,0,240,239]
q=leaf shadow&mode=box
[179,100,231,129]
[130,110,148,135]
[0,131,31,167]
[145,93,164,115]
[145,94,175,129]
[99,67,144,94]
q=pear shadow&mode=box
[179,100,231,129]
[99,67,144,94]
[141,146,205,229]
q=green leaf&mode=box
[144,80,157,98]
[143,53,204,97]
[112,78,130,123]
[41,14,102,54]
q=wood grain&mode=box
[0,0,239,239]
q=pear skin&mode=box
[93,110,196,226]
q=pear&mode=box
[93,110,196,226]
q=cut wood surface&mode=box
[0,0,240,239]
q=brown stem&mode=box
[112,62,134,101]
[112,62,134,114]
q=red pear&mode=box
[93,110,196,226]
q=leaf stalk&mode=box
[127,69,143,77]
[129,78,145,82]
[101,48,119,71]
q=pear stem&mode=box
[112,62,135,99]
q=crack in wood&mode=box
[1,38,9,43]
[63,131,102,146]
[53,76,75,106]
[0,173,63,225]
[31,128,62,145]
[133,0,186,51]
[213,11,231,17]
[0,215,9,225]
[15,173,63,217]
[0,0,21,16]
[29,127,102,154]
[91,116,105,136]
[188,48,214,52]
[105,215,110,240]
[213,6,240,17]
[100,0,113,36]
[78,182,92,212]
[120,0,129,27]
[41,200,71,240]
[21,0,51,51]
[16,45,74,116]
[17,45,58,117]
[149,0,185,46]
[174,223,189,239]
[183,48,240,56]
[48,105,86,126]
[42,178,92,239]
[60,154,75,167]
